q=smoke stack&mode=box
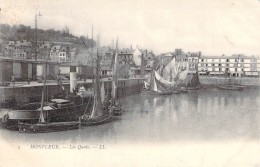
[70,66,77,93]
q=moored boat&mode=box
[1,60,93,131]
[18,121,80,133]
[110,38,122,116]
[217,84,245,91]
[142,54,188,95]
[80,48,114,125]
[2,98,91,131]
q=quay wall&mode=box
[0,78,144,107]
[199,76,260,86]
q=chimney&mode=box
[70,66,77,93]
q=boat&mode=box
[18,121,80,133]
[11,60,93,133]
[217,75,245,91]
[142,55,186,95]
[217,84,245,91]
[80,48,114,125]
[179,71,201,92]
[109,39,122,116]
[2,97,91,131]
[17,27,112,132]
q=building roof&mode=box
[119,48,134,54]
[200,55,257,59]
[176,54,187,59]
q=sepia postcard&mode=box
[0,0,260,167]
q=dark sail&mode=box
[187,72,200,87]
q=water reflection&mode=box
[0,88,260,144]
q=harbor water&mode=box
[1,87,259,144]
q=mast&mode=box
[91,25,94,85]
[35,12,41,61]
[111,38,119,103]
[149,62,155,91]
[39,60,47,123]
[90,49,104,118]
[169,68,173,82]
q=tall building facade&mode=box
[198,55,259,77]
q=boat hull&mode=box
[111,107,122,116]
[217,85,245,91]
[141,89,180,95]
[18,121,80,133]
[81,112,114,126]
[188,85,201,90]
[2,103,90,130]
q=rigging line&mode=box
[84,96,92,115]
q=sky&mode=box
[0,0,260,55]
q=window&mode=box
[226,59,229,62]
[219,64,221,67]
[251,59,256,63]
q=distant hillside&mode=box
[0,24,95,48]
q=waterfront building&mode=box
[187,52,201,73]
[175,49,189,71]
[4,40,33,59]
[50,45,76,62]
[198,54,259,77]
[119,48,134,65]
[132,47,142,66]
[0,32,5,57]
[257,57,260,73]
[50,45,61,62]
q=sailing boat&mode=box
[80,49,114,125]
[109,39,122,116]
[179,66,200,92]
[186,72,201,90]
[142,55,183,95]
